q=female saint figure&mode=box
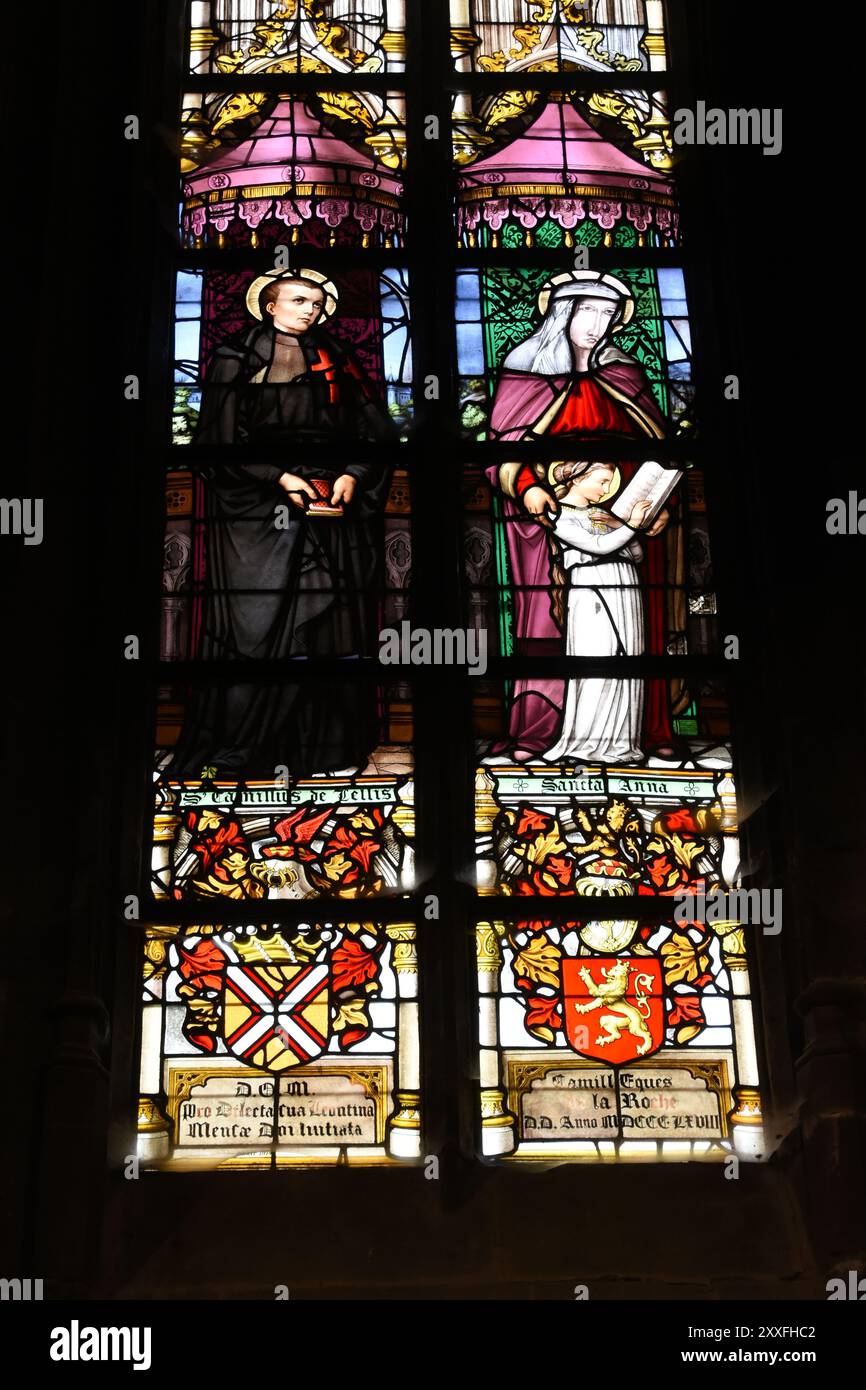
[485,271,678,760]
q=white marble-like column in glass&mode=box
[642,0,668,71]
[477,923,516,1155]
[386,925,422,1158]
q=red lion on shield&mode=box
[564,957,664,1063]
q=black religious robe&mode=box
[168,321,397,780]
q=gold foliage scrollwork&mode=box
[477,1,641,76]
[587,90,641,140]
[143,928,175,987]
[476,921,504,974]
[306,0,369,68]
[482,88,546,135]
[211,92,269,137]
[216,2,369,76]
[318,88,374,130]
[216,10,294,75]
[585,92,672,169]
[190,2,389,166]
[529,0,586,22]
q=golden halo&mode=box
[553,461,622,502]
[598,464,622,503]
[245,267,339,322]
[537,270,634,329]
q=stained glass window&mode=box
[136,1,418,1170]
[454,6,764,1163]
[134,2,766,1174]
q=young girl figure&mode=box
[543,461,654,765]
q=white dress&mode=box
[544,506,645,765]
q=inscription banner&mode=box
[509,1055,731,1144]
[170,781,402,812]
[492,770,717,803]
[168,1066,387,1148]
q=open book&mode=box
[610,461,683,527]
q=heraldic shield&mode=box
[562,957,664,1065]
[222,935,330,1073]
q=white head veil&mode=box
[503,274,633,376]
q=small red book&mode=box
[306,478,344,517]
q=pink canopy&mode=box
[183,98,404,247]
[457,99,677,245]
